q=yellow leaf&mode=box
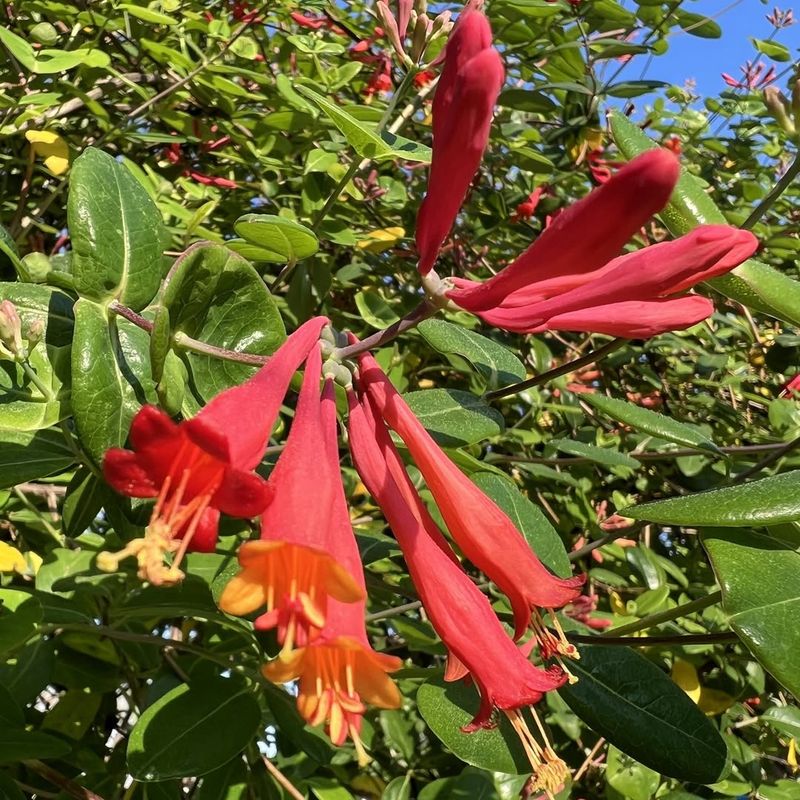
[356,226,404,254]
[788,737,798,774]
[698,686,735,715]
[0,541,28,573]
[25,130,70,175]
[671,658,702,704]
[609,590,627,616]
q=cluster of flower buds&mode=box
[375,0,453,67]
[763,79,800,140]
[0,300,43,362]
[766,6,795,28]
[722,60,777,91]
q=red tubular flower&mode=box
[511,187,544,222]
[446,150,759,338]
[416,10,505,275]
[262,380,401,763]
[348,389,569,794]
[357,352,583,652]
[219,344,364,655]
[100,316,329,585]
[780,373,800,397]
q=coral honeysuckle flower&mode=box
[357,351,584,659]
[99,317,328,586]
[219,344,363,654]
[262,379,401,764]
[780,373,800,397]
[348,389,569,795]
[446,150,759,338]
[511,187,545,223]
[416,9,504,275]
[25,130,69,175]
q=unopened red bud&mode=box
[376,0,406,58]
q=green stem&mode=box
[601,590,722,638]
[172,331,268,366]
[312,67,418,231]
[333,298,439,360]
[484,337,628,401]
[742,151,800,229]
[19,359,54,402]
[569,631,737,647]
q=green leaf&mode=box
[609,111,800,327]
[418,319,526,388]
[0,427,75,489]
[0,282,73,431]
[751,37,791,62]
[118,3,178,24]
[402,389,504,447]
[0,26,110,73]
[69,147,167,310]
[551,439,639,469]
[606,80,668,98]
[0,589,43,656]
[676,10,722,38]
[42,688,102,740]
[624,471,800,527]
[702,529,800,700]
[355,289,401,329]
[232,214,318,263]
[62,467,106,537]
[579,393,720,454]
[296,85,431,163]
[417,675,531,774]
[606,745,660,800]
[196,757,248,800]
[0,682,23,727]
[499,88,558,113]
[559,644,728,782]
[162,244,285,402]
[127,672,261,780]
[0,729,71,764]
[472,473,571,577]
[71,298,155,464]
[761,705,800,739]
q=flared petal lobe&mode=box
[416,11,504,275]
[358,352,583,640]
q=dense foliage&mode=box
[1,1,800,799]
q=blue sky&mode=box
[621,0,799,96]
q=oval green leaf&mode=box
[551,439,639,469]
[402,389,504,447]
[579,393,719,454]
[417,675,530,774]
[702,528,800,700]
[233,214,319,263]
[559,644,728,782]
[69,147,168,311]
[127,672,261,781]
[418,319,526,388]
[0,427,76,489]
[472,472,571,577]
[623,471,800,527]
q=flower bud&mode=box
[29,21,58,45]
[0,300,24,360]
[376,0,406,59]
[409,13,432,63]
[792,78,800,120]
[20,252,51,283]
[414,0,427,16]
[430,9,452,37]
[764,86,796,135]
[26,318,44,352]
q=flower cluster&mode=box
[96,5,761,794]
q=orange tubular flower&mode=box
[219,345,364,654]
[358,352,584,654]
[99,316,329,585]
[446,150,759,338]
[263,380,401,764]
[347,389,569,795]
